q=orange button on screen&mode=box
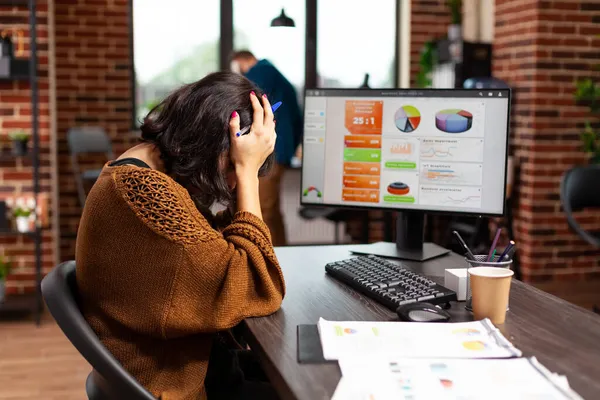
[343,162,381,176]
[343,175,380,189]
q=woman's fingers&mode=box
[229,110,240,138]
[261,94,274,123]
[249,91,264,129]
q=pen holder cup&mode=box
[465,254,513,312]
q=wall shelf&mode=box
[0,229,37,237]
[0,0,29,6]
[0,75,29,82]
[0,0,42,326]
[0,153,32,161]
[0,294,37,318]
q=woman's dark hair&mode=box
[140,71,274,208]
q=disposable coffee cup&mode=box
[469,267,513,325]
[465,255,513,311]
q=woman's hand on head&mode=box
[229,92,276,178]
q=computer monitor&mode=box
[301,88,511,261]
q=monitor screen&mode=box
[301,89,510,216]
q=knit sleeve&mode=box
[112,168,285,337]
[163,210,285,337]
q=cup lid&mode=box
[468,267,514,278]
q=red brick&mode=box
[580,26,600,35]
[552,26,577,34]
[563,38,590,46]
[554,1,580,10]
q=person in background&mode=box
[230,50,303,246]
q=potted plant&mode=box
[13,205,32,233]
[8,129,30,156]
[0,255,11,303]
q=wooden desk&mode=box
[242,245,600,400]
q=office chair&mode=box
[41,261,156,400]
[561,165,600,314]
[67,127,114,207]
[560,165,600,248]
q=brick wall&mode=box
[410,0,451,86]
[494,0,600,283]
[54,0,134,261]
[0,1,56,295]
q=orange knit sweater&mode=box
[75,164,286,400]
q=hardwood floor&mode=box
[0,313,90,400]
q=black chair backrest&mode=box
[67,127,114,157]
[560,165,600,247]
[561,165,600,211]
[41,261,156,400]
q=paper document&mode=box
[331,377,400,400]
[318,318,521,360]
[334,357,583,400]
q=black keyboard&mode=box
[325,255,457,310]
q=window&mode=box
[317,0,397,88]
[233,1,306,100]
[133,0,220,124]
[131,1,399,125]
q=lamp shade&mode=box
[271,8,295,27]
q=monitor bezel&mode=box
[299,87,512,218]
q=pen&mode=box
[498,240,514,262]
[490,249,497,262]
[487,228,502,262]
[239,101,282,136]
[505,244,517,261]
[452,230,476,261]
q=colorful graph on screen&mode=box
[391,142,413,155]
[435,109,473,133]
[394,106,421,133]
[420,186,482,208]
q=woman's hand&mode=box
[229,92,276,179]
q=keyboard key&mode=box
[399,299,417,305]
[418,295,435,301]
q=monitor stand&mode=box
[351,212,450,261]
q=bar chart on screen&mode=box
[420,163,483,186]
[381,137,420,171]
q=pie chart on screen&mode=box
[394,106,421,133]
[435,109,473,133]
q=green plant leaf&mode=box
[0,255,12,280]
[8,129,30,142]
[447,0,462,24]
[13,206,32,218]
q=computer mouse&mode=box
[396,302,451,322]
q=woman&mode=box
[75,72,285,399]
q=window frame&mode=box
[130,0,400,129]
